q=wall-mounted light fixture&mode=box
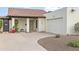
[71,9,75,13]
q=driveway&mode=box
[0,32,53,51]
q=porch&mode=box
[0,17,46,32]
[8,17,46,33]
[9,17,37,32]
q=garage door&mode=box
[47,19,66,34]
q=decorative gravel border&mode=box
[38,35,79,51]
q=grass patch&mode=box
[67,40,79,48]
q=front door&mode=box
[3,19,9,32]
[29,20,37,32]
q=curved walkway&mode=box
[0,32,54,51]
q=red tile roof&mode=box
[8,8,47,17]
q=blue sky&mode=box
[0,0,66,15]
[0,7,8,16]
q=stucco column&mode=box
[45,19,47,32]
[26,18,30,32]
[12,18,15,28]
[38,18,42,32]
[38,18,46,32]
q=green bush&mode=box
[67,40,79,48]
[0,20,3,29]
[74,23,79,32]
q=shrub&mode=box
[74,23,79,32]
[67,40,79,48]
[0,20,3,30]
[55,34,60,38]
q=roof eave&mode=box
[7,15,46,18]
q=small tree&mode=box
[74,22,79,32]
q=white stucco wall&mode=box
[67,7,79,34]
[38,18,46,32]
[45,8,67,35]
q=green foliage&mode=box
[74,23,79,32]
[67,40,79,48]
[0,20,3,29]
[15,20,18,31]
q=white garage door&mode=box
[47,19,66,34]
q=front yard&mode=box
[1,32,79,51]
[38,35,79,51]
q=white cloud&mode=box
[0,0,50,7]
[0,0,79,7]
[45,7,63,11]
[0,0,79,11]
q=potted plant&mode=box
[12,26,16,33]
[10,20,18,33]
[9,26,16,33]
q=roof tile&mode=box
[8,8,47,17]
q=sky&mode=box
[0,0,78,16]
[0,0,78,11]
[0,0,78,10]
[0,0,79,7]
[0,7,8,16]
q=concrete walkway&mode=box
[0,32,54,51]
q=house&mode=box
[45,7,79,35]
[0,8,47,32]
[1,7,79,35]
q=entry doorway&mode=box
[3,19,9,32]
[29,20,38,32]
